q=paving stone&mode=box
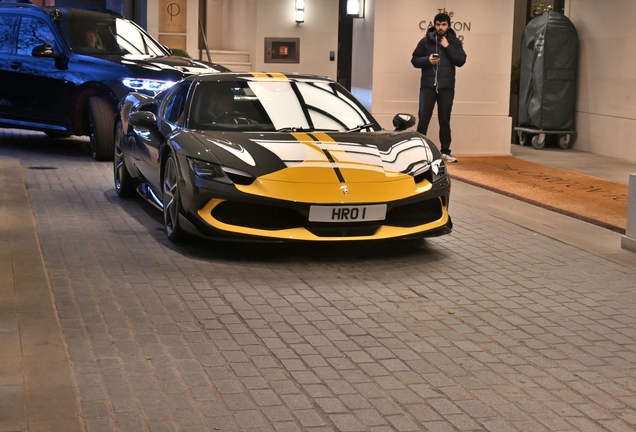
[4,136,636,432]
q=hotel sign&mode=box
[419,8,471,42]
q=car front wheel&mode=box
[114,120,135,198]
[163,153,184,242]
[88,96,115,161]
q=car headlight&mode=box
[187,158,255,185]
[412,159,447,184]
[122,78,176,93]
[188,158,232,184]
[430,159,447,183]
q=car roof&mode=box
[0,2,47,15]
[41,5,124,20]
[0,3,123,20]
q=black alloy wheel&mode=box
[163,153,184,242]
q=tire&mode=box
[558,134,571,150]
[531,134,546,150]
[517,131,527,146]
[113,120,135,198]
[162,153,184,242]
[88,96,115,161]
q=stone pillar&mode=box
[621,173,636,253]
[157,0,188,51]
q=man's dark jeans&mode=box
[417,87,455,155]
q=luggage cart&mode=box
[514,126,576,150]
[516,11,578,151]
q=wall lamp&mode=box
[346,0,364,18]
[295,0,304,24]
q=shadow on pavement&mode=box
[177,236,438,264]
[0,129,92,159]
[106,189,446,265]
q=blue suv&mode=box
[0,3,228,160]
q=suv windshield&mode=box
[60,13,167,56]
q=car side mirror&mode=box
[32,44,55,57]
[392,113,416,131]
[129,111,158,128]
[32,44,69,70]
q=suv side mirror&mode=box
[32,44,69,70]
[392,113,416,131]
[32,44,55,57]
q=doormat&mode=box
[447,156,628,233]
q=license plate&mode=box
[309,204,387,222]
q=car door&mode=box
[4,15,73,128]
[0,14,18,120]
[136,81,193,194]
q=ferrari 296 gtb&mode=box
[114,72,452,242]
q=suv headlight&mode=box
[122,78,176,93]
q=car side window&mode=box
[162,82,191,124]
[0,15,17,54]
[16,16,58,56]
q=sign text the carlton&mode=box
[419,8,471,41]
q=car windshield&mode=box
[189,79,378,133]
[62,14,167,56]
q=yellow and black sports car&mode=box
[114,72,452,242]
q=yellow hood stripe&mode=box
[292,132,347,183]
[290,132,327,154]
[249,72,289,81]
[236,130,431,202]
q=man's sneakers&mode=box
[441,153,458,163]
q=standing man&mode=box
[411,12,467,163]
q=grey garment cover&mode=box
[518,11,578,131]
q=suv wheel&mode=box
[114,120,135,198]
[88,96,115,161]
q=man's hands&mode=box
[429,36,449,64]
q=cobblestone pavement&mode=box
[2,131,636,432]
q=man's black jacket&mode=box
[411,27,467,90]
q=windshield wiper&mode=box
[345,122,375,133]
[276,127,312,132]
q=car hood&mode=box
[93,54,227,78]
[197,131,435,183]
[124,55,229,73]
[193,130,440,203]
